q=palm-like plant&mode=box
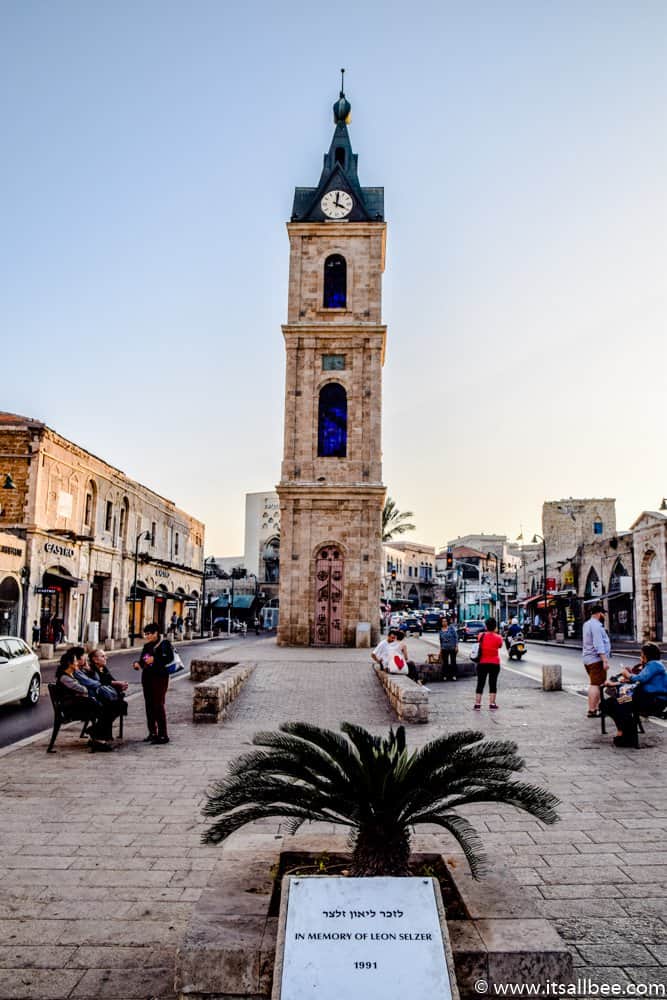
[382,497,416,543]
[202,722,559,878]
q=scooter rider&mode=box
[505,617,522,649]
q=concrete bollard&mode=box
[38,643,54,660]
[542,664,562,691]
[355,621,371,648]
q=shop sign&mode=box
[101,607,110,614]
[546,578,557,592]
[35,586,57,594]
[0,544,23,557]
[185,601,198,608]
[563,569,574,586]
[44,542,75,558]
[156,569,170,578]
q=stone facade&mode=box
[0,412,204,644]
[382,541,435,607]
[277,222,387,646]
[631,511,666,642]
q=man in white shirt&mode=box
[371,630,399,671]
[582,604,611,717]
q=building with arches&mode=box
[277,82,386,645]
[0,412,204,646]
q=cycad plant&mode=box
[202,722,559,878]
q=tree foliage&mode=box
[202,722,559,878]
[382,497,416,543]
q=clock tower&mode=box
[277,79,387,646]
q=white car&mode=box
[0,636,41,708]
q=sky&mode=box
[2,0,666,555]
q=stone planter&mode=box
[175,833,572,1000]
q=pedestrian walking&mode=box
[473,617,503,711]
[582,604,611,718]
[132,623,173,744]
[439,617,459,681]
[31,620,40,646]
[168,612,178,639]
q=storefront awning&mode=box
[583,590,633,604]
[130,582,156,597]
[43,570,80,587]
[211,594,256,609]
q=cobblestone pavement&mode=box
[0,637,665,998]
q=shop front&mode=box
[38,566,79,643]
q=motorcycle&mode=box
[505,631,527,660]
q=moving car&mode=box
[422,612,443,632]
[400,616,423,636]
[0,636,41,708]
[458,620,486,642]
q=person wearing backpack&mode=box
[473,617,504,711]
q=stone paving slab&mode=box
[0,636,665,997]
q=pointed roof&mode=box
[291,77,384,223]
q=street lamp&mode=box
[486,552,500,617]
[201,556,217,638]
[131,530,151,643]
[532,533,549,639]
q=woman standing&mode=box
[473,617,504,711]
[132,623,173,744]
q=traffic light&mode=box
[445,550,453,570]
[500,561,505,572]
[391,570,396,580]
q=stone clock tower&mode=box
[277,81,387,647]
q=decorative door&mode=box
[314,546,344,645]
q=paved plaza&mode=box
[0,637,666,999]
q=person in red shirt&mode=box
[474,617,504,711]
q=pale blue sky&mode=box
[2,1,665,553]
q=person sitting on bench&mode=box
[603,642,667,747]
[55,647,117,753]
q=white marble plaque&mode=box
[278,876,453,1000]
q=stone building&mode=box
[630,510,666,642]
[277,84,386,646]
[0,530,27,637]
[0,412,204,646]
[382,542,436,609]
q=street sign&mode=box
[34,587,57,595]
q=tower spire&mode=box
[333,69,351,124]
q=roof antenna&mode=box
[340,67,345,96]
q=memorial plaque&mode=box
[275,876,453,1000]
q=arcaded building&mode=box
[0,412,204,645]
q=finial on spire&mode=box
[333,69,351,125]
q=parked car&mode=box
[422,612,443,632]
[0,636,41,708]
[400,616,423,636]
[458,620,486,642]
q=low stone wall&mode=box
[192,662,255,723]
[373,664,428,723]
[190,656,240,683]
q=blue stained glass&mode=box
[318,383,347,457]
[323,254,347,309]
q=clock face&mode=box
[321,189,353,219]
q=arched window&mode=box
[323,254,347,309]
[593,517,603,535]
[584,567,601,598]
[317,383,347,457]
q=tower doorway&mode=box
[314,546,344,646]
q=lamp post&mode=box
[131,530,151,643]
[532,533,549,639]
[486,552,500,618]
[227,574,236,634]
[200,556,216,638]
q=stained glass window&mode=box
[323,254,346,309]
[317,383,347,457]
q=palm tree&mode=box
[382,497,416,543]
[202,722,559,878]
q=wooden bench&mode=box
[46,683,127,753]
[373,664,428,723]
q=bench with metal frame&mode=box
[46,683,127,753]
[600,684,667,748]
